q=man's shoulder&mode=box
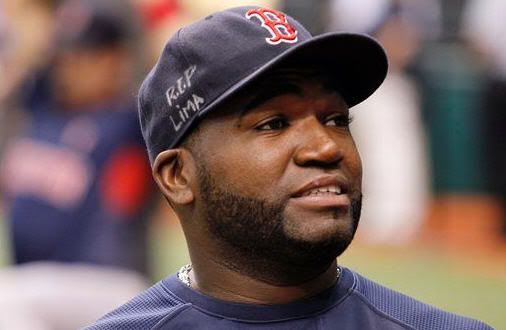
[84,276,187,330]
[347,269,494,330]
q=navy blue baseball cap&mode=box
[139,6,388,164]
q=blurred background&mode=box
[0,0,505,329]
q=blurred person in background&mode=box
[327,0,438,244]
[462,0,506,241]
[0,0,155,328]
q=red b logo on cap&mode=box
[246,8,298,45]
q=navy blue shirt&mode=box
[86,267,492,329]
[1,102,153,274]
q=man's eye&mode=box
[255,118,288,131]
[325,115,353,127]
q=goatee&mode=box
[197,164,362,282]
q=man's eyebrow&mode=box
[240,83,302,116]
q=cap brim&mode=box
[199,32,388,119]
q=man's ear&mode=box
[152,149,195,205]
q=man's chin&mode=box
[275,229,354,268]
[290,228,354,249]
[276,240,352,272]
[277,206,360,266]
[284,206,355,239]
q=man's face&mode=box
[189,71,362,268]
[52,47,131,108]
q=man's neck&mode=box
[187,255,339,305]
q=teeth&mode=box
[305,186,342,196]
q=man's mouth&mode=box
[300,185,342,196]
[290,176,351,210]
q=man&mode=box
[88,6,492,330]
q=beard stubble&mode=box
[196,163,362,283]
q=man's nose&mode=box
[293,118,343,167]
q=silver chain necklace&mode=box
[177,264,193,287]
[177,264,341,287]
